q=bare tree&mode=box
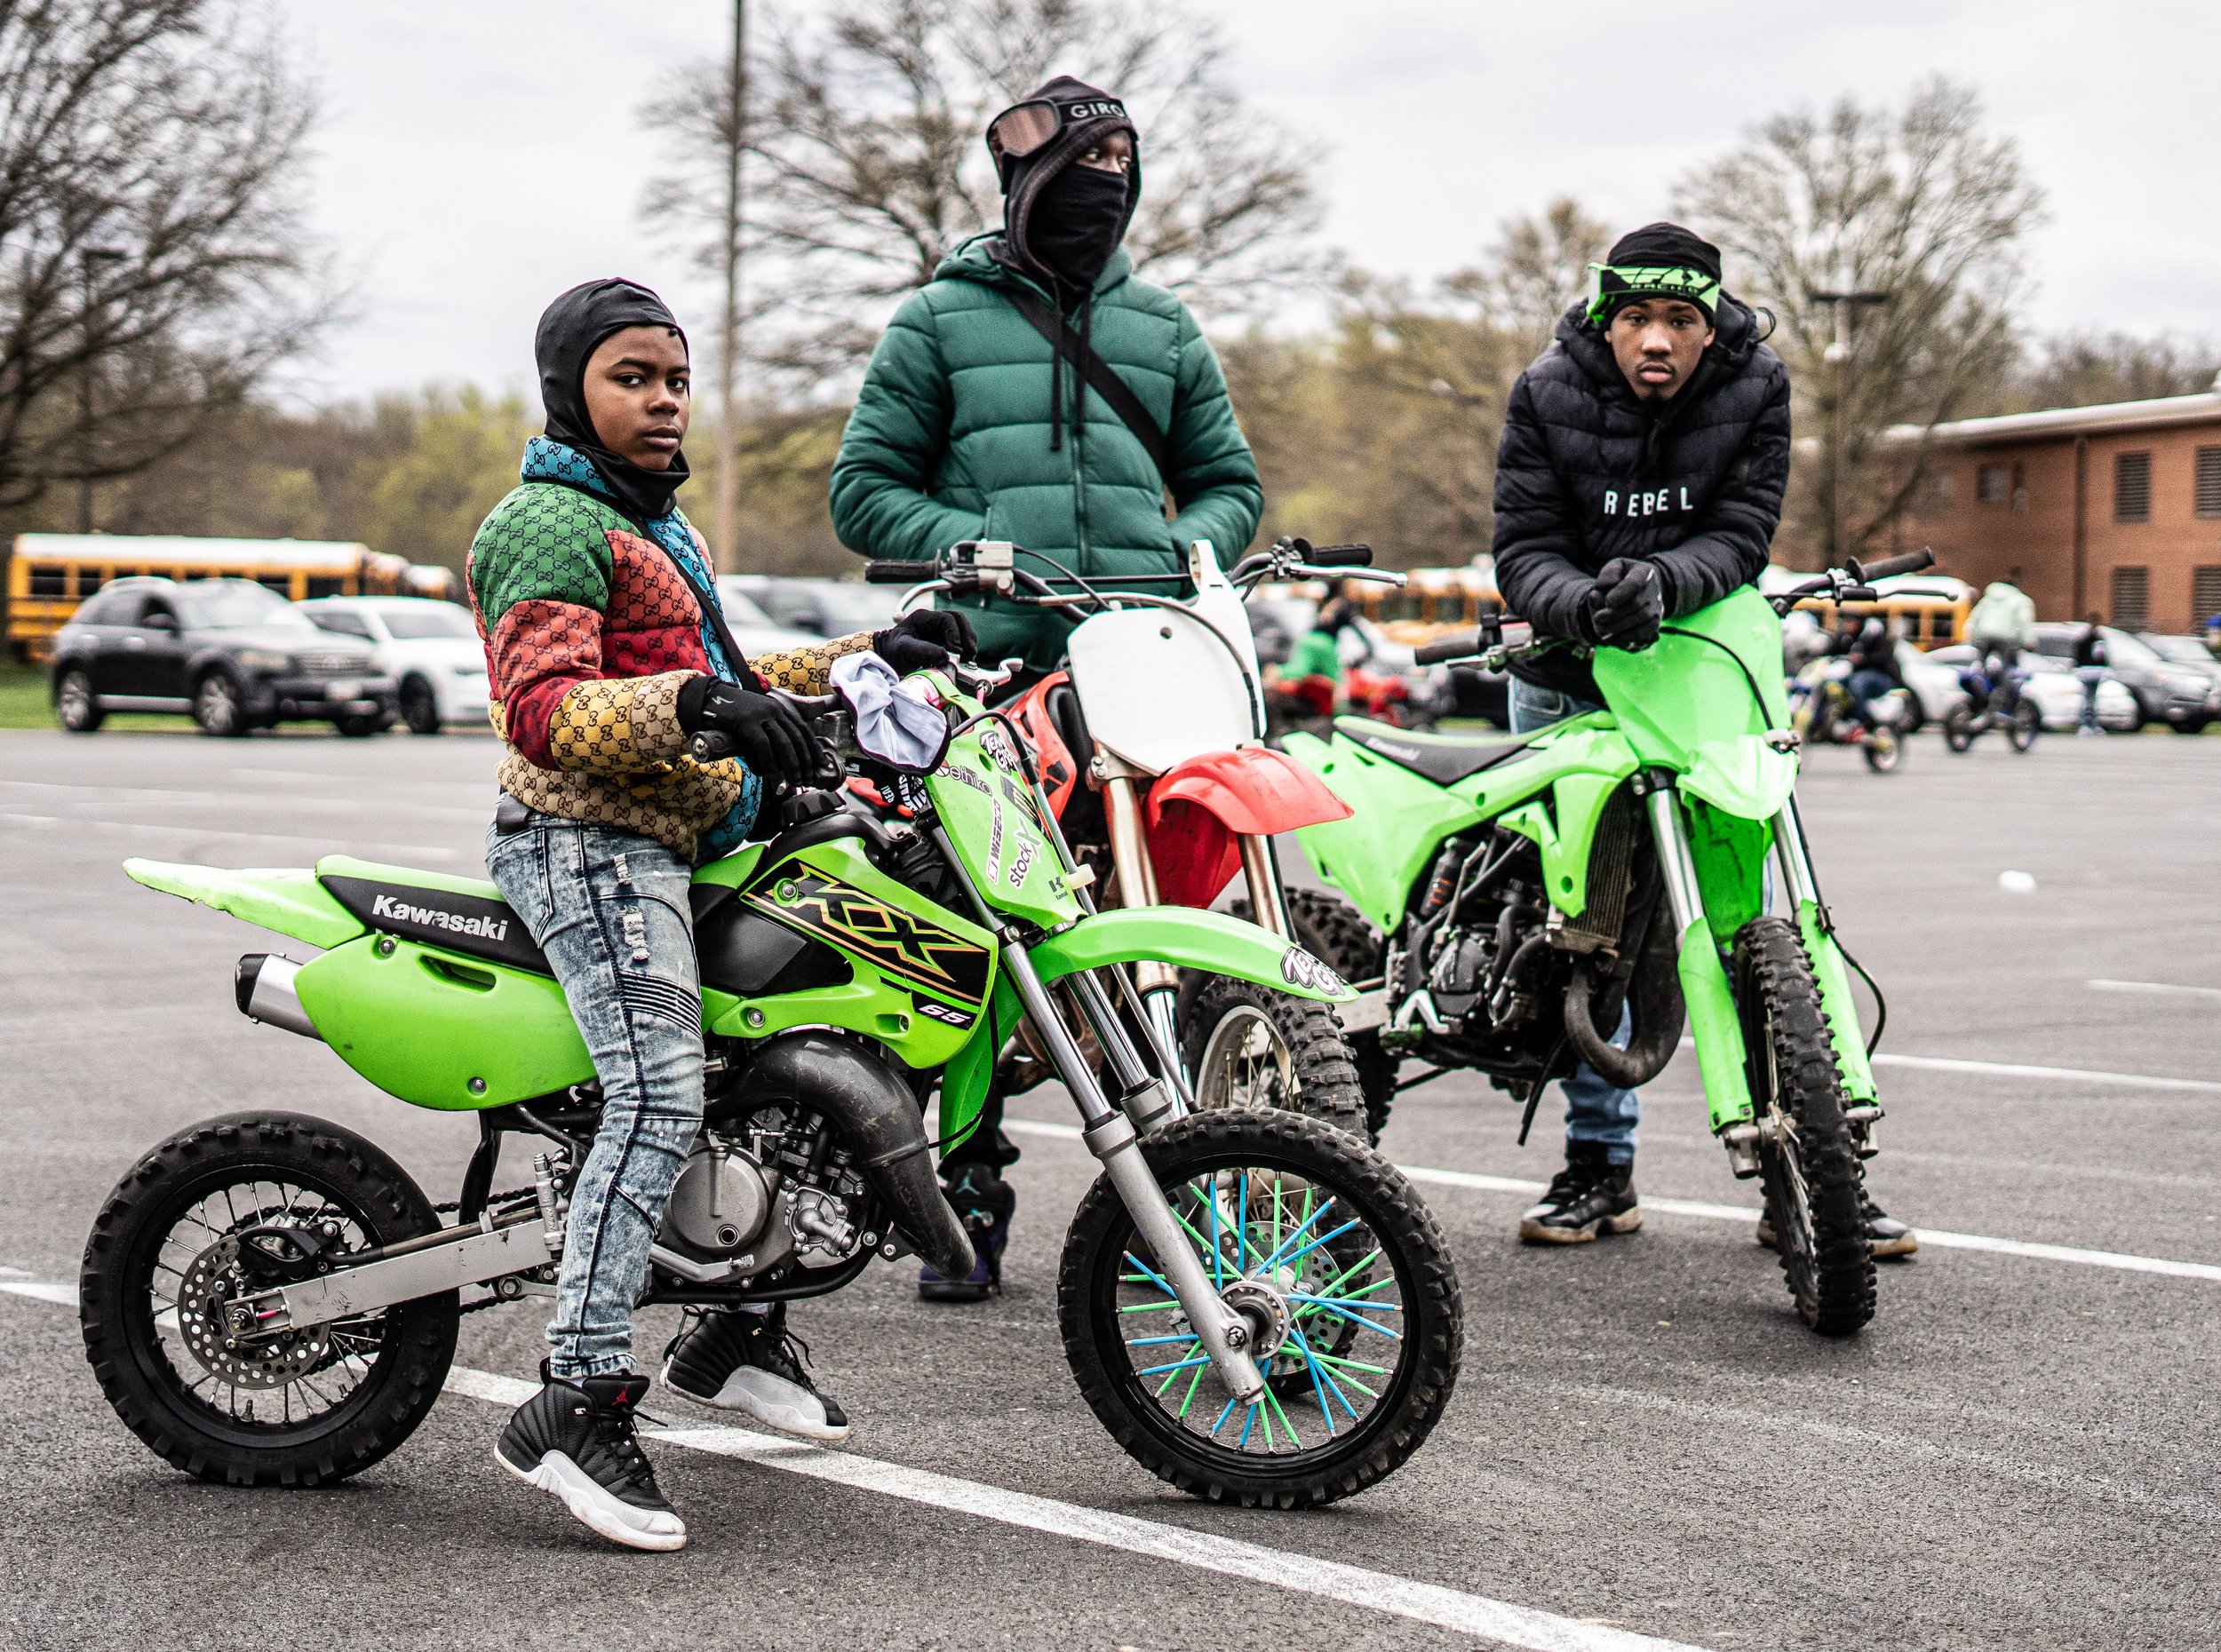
[641,0,1323,392]
[1676,79,2042,564]
[0,1,325,518]
[1446,196,1612,367]
[2004,330,2219,413]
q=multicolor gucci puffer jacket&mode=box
[467,440,872,860]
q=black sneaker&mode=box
[495,1362,685,1552]
[661,1306,849,1440]
[919,1163,1015,1303]
[1755,1188,1919,1258]
[1518,1142,1642,1243]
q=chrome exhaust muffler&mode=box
[235,954,322,1041]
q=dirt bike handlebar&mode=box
[1846,548,1936,584]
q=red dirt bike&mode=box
[864,536,1404,1135]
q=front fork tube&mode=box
[1643,782,1755,1132]
[999,943,1263,1401]
[1771,798,1878,1103]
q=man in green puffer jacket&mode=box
[832,76,1263,1302]
[829,74,1263,677]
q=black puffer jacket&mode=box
[1492,295,1790,696]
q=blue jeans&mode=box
[1509,679,1639,1165]
[487,814,705,1379]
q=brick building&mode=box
[1883,377,2221,632]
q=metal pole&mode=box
[712,0,745,574]
[1805,285,1889,566]
[76,246,127,536]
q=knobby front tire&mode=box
[1058,1110,1461,1509]
[1731,920,1876,1336]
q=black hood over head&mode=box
[997,75,1141,292]
[535,277,691,520]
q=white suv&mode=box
[299,596,489,735]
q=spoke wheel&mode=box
[54,668,103,732]
[1059,1109,1461,1508]
[81,1112,458,1485]
[193,671,247,737]
[2008,703,2041,751]
[1862,725,1903,772]
[1732,919,1875,1336]
[1178,972,1366,1140]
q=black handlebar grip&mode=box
[864,560,923,584]
[1413,629,1482,666]
[1307,543,1374,568]
[1852,548,1936,582]
[690,729,738,764]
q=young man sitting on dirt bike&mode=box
[473,279,971,1550]
[1491,222,1915,1259]
[828,76,1263,1302]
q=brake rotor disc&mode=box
[173,1235,330,1389]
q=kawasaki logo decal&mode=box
[370,893,508,941]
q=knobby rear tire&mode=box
[1731,919,1875,1336]
[1278,887,1398,1143]
[1058,1109,1461,1508]
[80,1111,458,1487]
[1178,966,1367,1142]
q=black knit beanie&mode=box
[1588,222,1723,324]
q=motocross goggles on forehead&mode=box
[1586,262,1721,324]
[986,95,1129,163]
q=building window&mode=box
[1978,464,2010,506]
[2114,451,2153,523]
[2111,566,2150,631]
[2194,566,2221,626]
[2196,448,2221,519]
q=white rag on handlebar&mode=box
[832,652,952,773]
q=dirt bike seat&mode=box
[1332,717,1543,787]
[316,855,552,974]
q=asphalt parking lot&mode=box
[4,724,2218,1651]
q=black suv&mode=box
[48,576,396,736]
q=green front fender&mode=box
[935,904,1358,1158]
[1029,906,1357,1002]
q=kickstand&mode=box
[1515,1082,1543,1147]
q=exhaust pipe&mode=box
[730,1031,975,1283]
[235,954,322,1041]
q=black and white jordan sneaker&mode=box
[496,1362,686,1552]
[661,1306,850,1441]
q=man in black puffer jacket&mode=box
[1492,220,1915,1260]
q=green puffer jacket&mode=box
[829,235,1263,672]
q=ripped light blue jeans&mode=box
[1509,679,1639,1166]
[487,813,704,1379]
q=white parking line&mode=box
[1868,1051,2221,1094]
[1001,1122,2221,1283]
[4,1275,1708,1652]
[2089,978,2221,1001]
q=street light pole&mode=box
[712,0,746,575]
[76,245,128,534]
[1804,283,1889,565]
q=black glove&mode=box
[873,608,978,675]
[676,677,819,784]
[1581,558,1664,649]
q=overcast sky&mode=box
[282,0,2218,410]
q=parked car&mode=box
[299,596,487,735]
[720,575,905,639]
[2138,635,2221,727]
[2032,623,2214,733]
[712,577,835,656]
[48,576,394,737]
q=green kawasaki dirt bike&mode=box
[79,661,1460,1507]
[1276,553,1935,1336]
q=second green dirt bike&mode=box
[79,661,1461,1507]
[1275,553,1935,1336]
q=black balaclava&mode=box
[992,75,1141,452]
[535,277,691,520]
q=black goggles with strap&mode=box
[985,96,1129,167]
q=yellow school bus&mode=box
[1792,573,1973,649]
[1343,562,1505,646]
[5,535,415,662]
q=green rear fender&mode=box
[124,858,364,949]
